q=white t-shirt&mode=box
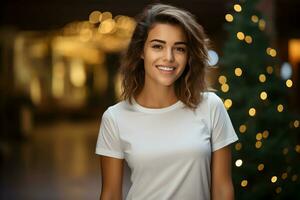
[96,92,238,200]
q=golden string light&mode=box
[262,130,269,138]
[259,74,266,82]
[277,104,284,112]
[234,4,242,12]
[282,147,289,155]
[235,142,242,150]
[235,159,243,167]
[258,163,264,171]
[89,11,101,24]
[239,124,247,133]
[260,91,268,100]
[259,19,266,30]
[281,172,288,180]
[291,174,298,181]
[241,180,248,187]
[251,15,259,23]
[224,99,233,109]
[221,83,230,92]
[266,66,274,74]
[245,35,253,44]
[294,120,299,128]
[255,141,262,148]
[286,79,293,88]
[256,132,263,140]
[276,187,282,194]
[234,67,243,76]
[271,176,278,183]
[218,75,227,84]
[249,107,256,116]
[295,145,300,153]
[225,14,234,22]
[237,32,245,40]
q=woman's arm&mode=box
[99,156,124,200]
[211,146,235,200]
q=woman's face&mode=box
[141,23,188,89]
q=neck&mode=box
[135,84,178,108]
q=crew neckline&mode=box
[131,97,184,114]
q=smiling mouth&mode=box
[156,65,176,72]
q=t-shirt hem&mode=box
[212,135,239,152]
[95,147,125,159]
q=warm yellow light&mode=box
[245,35,253,44]
[241,180,248,187]
[276,187,282,194]
[221,84,229,92]
[289,39,300,64]
[295,145,300,153]
[294,120,299,128]
[251,15,259,23]
[262,130,269,138]
[237,32,245,40]
[239,124,247,133]
[234,4,242,12]
[218,75,227,84]
[79,28,93,42]
[259,74,266,82]
[30,77,42,105]
[271,176,278,183]
[259,19,266,30]
[286,79,293,88]
[277,104,284,112]
[266,47,272,54]
[89,11,101,24]
[224,99,233,109]
[70,59,86,87]
[235,143,242,151]
[225,14,234,22]
[100,11,112,22]
[266,66,273,74]
[258,163,264,171]
[256,133,263,140]
[282,148,289,155]
[260,91,268,100]
[255,141,262,148]
[281,172,288,180]
[270,49,277,57]
[234,67,243,76]
[98,19,116,34]
[235,159,243,167]
[249,108,256,116]
[292,174,298,181]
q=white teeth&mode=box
[157,65,175,71]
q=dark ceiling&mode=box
[0,0,299,38]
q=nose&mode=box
[164,48,175,62]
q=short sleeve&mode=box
[95,108,124,159]
[209,93,239,152]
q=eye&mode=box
[175,47,186,53]
[152,44,163,49]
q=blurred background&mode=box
[0,0,299,199]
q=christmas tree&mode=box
[218,0,300,199]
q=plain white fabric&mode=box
[96,92,238,200]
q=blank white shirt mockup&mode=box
[96,92,238,200]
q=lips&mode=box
[156,65,176,72]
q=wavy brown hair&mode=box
[120,3,210,109]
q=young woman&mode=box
[96,3,238,200]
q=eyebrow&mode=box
[150,39,187,45]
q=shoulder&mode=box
[200,91,223,108]
[103,100,133,119]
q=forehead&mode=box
[146,23,187,43]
